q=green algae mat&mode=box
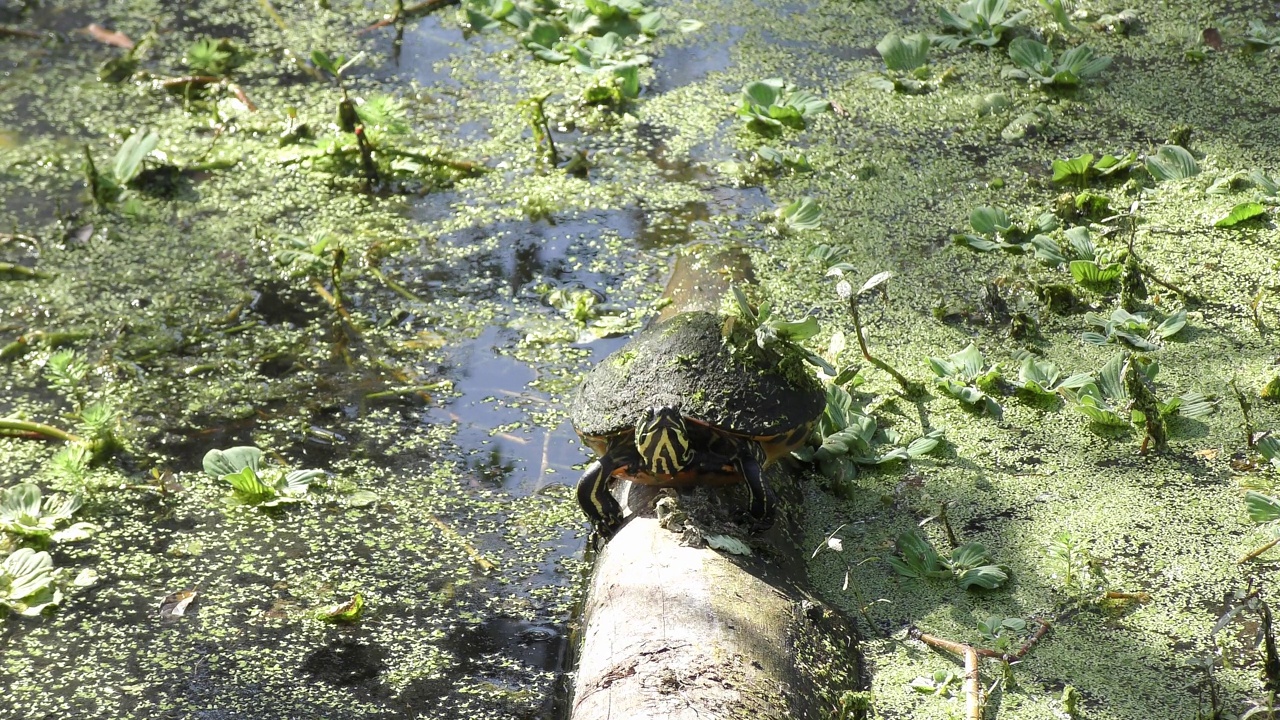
[2,0,1280,717]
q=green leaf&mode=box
[310,50,339,75]
[1154,309,1187,338]
[1258,435,1280,464]
[777,197,823,231]
[1214,202,1268,228]
[878,32,930,72]
[1070,260,1123,284]
[906,429,945,457]
[203,446,263,477]
[1052,154,1093,183]
[0,483,42,519]
[112,129,160,184]
[1008,38,1052,73]
[1246,491,1280,524]
[1146,145,1199,181]
[224,467,272,497]
[956,564,1009,590]
[948,542,993,570]
[315,593,365,622]
[969,206,1011,236]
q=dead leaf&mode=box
[1202,27,1224,51]
[159,589,198,621]
[81,24,134,49]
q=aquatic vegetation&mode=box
[0,548,61,616]
[736,79,830,134]
[1081,307,1187,350]
[1036,0,1081,34]
[201,446,324,507]
[952,205,1060,257]
[775,196,823,232]
[1244,20,1280,52]
[1061,225,1122,284]
[1004,39,1112,86]
[927,343,1001,414]
[793,383,943,487]
[888,530,1010,591]
[1144,144,1200,181]
[1013,355,1091,397]
[1214,202,1268,228]
[872,33,954,94]
[0,484,96,544]
[932,0,1029,48]
[184,38,253,77]
[1050,151,1138,187]
[82,128,160,207]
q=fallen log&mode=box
[570,246,867,720]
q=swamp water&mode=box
[4,0,1280,718]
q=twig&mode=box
[361,0,459,33]
[938,501,959,548]
[1102,591,1152,602]
[425,514,497,572]
[911,620,1051,720]
[367,264,427,303]
[0,26,42,39]
[258,0,289,32]
[382,146,487,174]
[1240,538,1280,564]
[911,629,982,720]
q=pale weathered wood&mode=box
[570,248,865,720]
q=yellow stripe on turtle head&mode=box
[635,406,693,476]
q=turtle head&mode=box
[634,406,693,476]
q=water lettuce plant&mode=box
[932,0,1028,48]
[872,33,953,94]
[1214,202,1268,228]
[1062,226,1122,284]
[736,79,829,133]
[0,548,61,616]
[0,484,97,544]
[1005,39,1111,86]
[888,530,1010,590]
[1051,151,1138,186]
[793,384,942,487]
[202,446,324,507]
[1014,356,1092,397]
[952,205,1061,259]
[775,197,823,232]
[927,343,1001,414]
[1145,145,1199,181]
[1082,307,1186,350]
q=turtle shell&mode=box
[572,311,826,445]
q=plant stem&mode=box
[848,295,920,395]
[0,262,50,279]
[0,418,85,445]
[1232,379,1255,448]
[367,265,427,304]
[1240,538,1280,564]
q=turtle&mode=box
[571,310,827,540]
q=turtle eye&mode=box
[635,408,692,475]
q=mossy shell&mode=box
[572,311,826,443]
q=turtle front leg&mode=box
[735,441,776,528]
[576,451,624,540]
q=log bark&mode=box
[570,247,866,720]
